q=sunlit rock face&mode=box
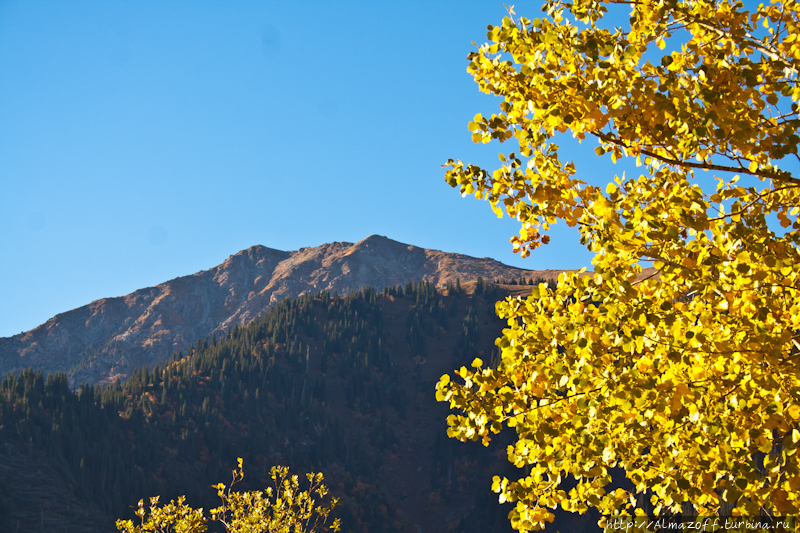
[0,235,561,385]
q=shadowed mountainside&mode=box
[0,235,567,385]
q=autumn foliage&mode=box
[438,0,800,530]
[115,460,340,533]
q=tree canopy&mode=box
[437,0,800,530]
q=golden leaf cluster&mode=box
[439,0,800,530]
[116,461,340,533]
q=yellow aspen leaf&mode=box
[602,446,615,463]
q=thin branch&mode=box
[593,131,800,186]
[640,250,696,274]
[632,268,663,286]
[671,9,793,73]
[707,184,800,221]
[501,385,606,421]
[610,0,794,73]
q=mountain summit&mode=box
[0,236,563,385]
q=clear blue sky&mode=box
[0,1,643,337]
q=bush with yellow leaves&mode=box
[116,460,340,533]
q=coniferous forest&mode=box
[0,279,596,533]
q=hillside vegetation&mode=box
[1,279,572,533]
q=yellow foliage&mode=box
[116,461,340,533]
[439,1,800,530]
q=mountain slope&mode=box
[0,282,546,533]
[0,236,563,385]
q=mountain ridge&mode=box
[0,235,567,385]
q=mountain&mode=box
[0,235,566,386]
[1,280,577,533]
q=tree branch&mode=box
[593,131,800,186]
[707,184,800,221]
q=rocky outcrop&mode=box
[0,235,561,385]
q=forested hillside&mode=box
[1,279,577,533]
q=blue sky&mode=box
[0,1,661,337]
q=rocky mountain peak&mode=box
[0,236,562,385]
